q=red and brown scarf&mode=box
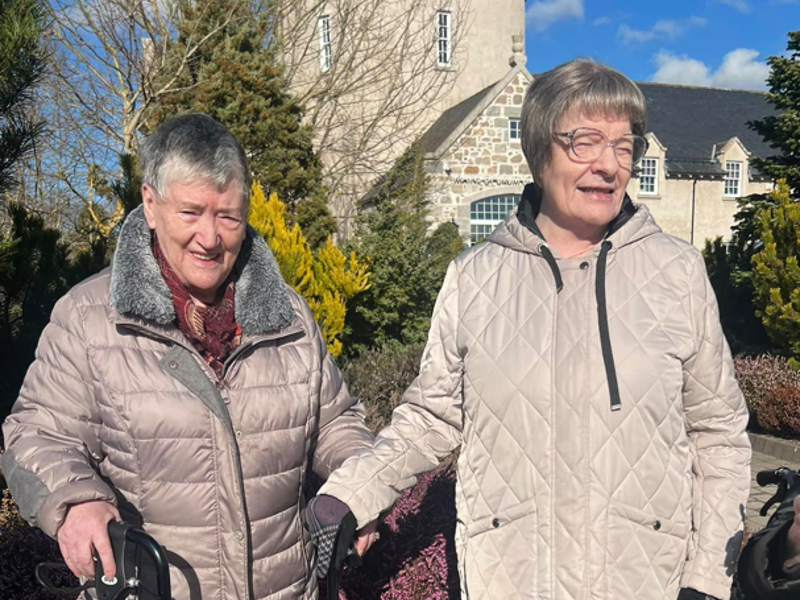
[153,234,242,380]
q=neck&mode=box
[535,209,606,259]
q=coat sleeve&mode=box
[318,261,463,527]
[1,292,116,538]
[679,253,751,600]
[307,302,374,480]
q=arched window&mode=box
[470,194,521,245]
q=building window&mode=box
[470,194,520,245]
[318,16,332,73]
[436,11,451,67]
[509,118,521,141]
[725,161,742,197]
[639,157,658,195]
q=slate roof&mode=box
[417,77,778,179]
[639,82,777,179]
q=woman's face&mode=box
[142,178,247,305]
[539,111,634,236]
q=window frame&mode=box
[724,161,742,197]
[509,118,521,141]
[318,15,332,73]
[469,194,520,245]
[638,157,659,196]
[436,10,452,68]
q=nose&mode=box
[592,143,620,177]
[195,212,220,249]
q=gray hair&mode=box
[521,59,647,181]
[139,113,251,204]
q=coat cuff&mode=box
[680,572,731,600]
[37,479,117,538]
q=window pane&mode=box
[639,157,657,195]
[725,162,741,196]
[470,195,521,245]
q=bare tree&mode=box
[31,0,244,232]
[276,0,471,232]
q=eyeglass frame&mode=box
[552,127,649,166]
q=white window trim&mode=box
[638,157,659,196]
[469,195,520,245]
[724,161,742,197]
[318,15,332,73]
[436,10,452,68]
[509,118,521,141]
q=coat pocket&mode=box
[606,500,690,600]
[463,499,538,599]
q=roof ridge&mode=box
[636,80,768,95]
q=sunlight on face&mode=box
[143,179,247,305]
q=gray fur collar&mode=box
[109,206,294,336]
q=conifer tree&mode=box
[0,0,46,197]
[751,180,800,361]
[749,31,800,194]
[150,0,334,245]
[248,182,368,357]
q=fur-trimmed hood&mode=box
[109,205,294,336]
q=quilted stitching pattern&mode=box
[320,205,750,600]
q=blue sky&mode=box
[523,0,799,90]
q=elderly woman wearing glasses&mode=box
[306,59,750,600]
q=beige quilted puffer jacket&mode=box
[2,206,374,600]
[320,185,751,600]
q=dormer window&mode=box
[724,161,742,197]
[436,11,452,68]
[639,157,658,195]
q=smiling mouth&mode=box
[189,251,220,262]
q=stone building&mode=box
[419,58,776,248]
[291,0,776,246]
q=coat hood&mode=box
[488,182,662,256]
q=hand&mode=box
[353,519,379,556]
[786,495,800,564]
[57,500,120,580]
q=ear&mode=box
[141,184,158,230]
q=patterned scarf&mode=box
[152,234,242,380]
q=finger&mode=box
[72,541,96,579]
[93,530,117,580]
[110,505,121,522]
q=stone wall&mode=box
[427,71,533,236]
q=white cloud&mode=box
[714,0,752,12]
[617,17,705,45]
[649,49,769,90]
[526,0,584,32]
[651,51,712,86]
[593,16,612,26]
[711,49,771,89]
[618,24,655,44]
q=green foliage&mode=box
[703,191,774,355]
[0,203,104,421]
[149,0,334,246]
[342,145,465,354]
[248,183,369,358]
[0,0,46,197]
[751,180,800,359]
[748,31,800,194]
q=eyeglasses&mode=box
[553,127,649,166]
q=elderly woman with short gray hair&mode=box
[307,59,750,600]
[2,113,374,599]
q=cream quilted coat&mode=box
[320,185,751,600]
[2,207,374,600]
